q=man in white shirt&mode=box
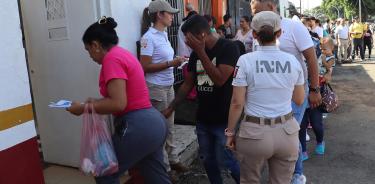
[335,19,350,62]
[250,0,322,184]
[177,10,197,57]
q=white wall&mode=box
[0,0,36,151]
[20,0,153,167]
[0,0,32,111]
[20,0,102,167]
[110,0,151,54]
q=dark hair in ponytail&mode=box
[256,25,279,44]
[82,17,118,49]
[141,7,158,36]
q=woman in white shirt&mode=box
[140,0,187,175]
[234,16,254,53]
[226,11,305,183]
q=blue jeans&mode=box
[299,108,324,152]
[196,122,240,184]
[292,84,309,175]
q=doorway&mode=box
[19,0,106,167]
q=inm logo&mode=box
[256,60,291,73]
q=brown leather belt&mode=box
[244,112,293,125]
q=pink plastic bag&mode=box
[80,104,119,177]
[183,65,197,100]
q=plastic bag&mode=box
[80,103,119,177]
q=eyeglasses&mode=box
[98,16,107,25]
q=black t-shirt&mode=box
[188,38,240,124]
[364,30,372,43]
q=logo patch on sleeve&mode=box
[140,38,148,48]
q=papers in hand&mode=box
[49,100,72,108]
[177,61,189,69]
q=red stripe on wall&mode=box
[0,137,44,184]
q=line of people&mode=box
[66,0,336,183]
[303,16,373,63]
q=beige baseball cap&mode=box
[251,11,281,33]
[148,0,179,14]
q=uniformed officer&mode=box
[226,11,306,184]
[140,0,188,177]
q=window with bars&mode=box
[165,0,185,84]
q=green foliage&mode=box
[304,6,326,20]
[321,0,375,21]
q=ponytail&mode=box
[141,7,151,36]
[141,7,158,36]
[256,25,279,45]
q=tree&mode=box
[322,0,375,21]
[304,6,326,20]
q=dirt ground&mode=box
[177,57,375,184]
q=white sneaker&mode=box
[322,113,328,119]
[291,174,307,184]
[306,132,310,142]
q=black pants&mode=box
[352,38,365,60]
[364,41,372,57]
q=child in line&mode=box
[299,37,335,160]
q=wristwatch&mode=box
[309,86,320,94]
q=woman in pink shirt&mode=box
[67,17,171,184]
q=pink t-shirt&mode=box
[99,46,151,116]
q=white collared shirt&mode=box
[233,46,304,118]
[253,18,314,81]
[141,27,175,86]
[335,25,349,39]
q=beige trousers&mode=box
[338,39,350,61]
[236,117,300,184]
[147,82,179,171]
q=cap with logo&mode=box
[251,11,281,33]
[148,0,179,14]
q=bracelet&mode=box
[224,128,235,137]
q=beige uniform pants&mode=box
[338,38,350,61]
[236,117,300,184]
[147,82,179,171]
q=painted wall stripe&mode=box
[0,137,44,184]
[0,103,33,131]
[0,120,37,151]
